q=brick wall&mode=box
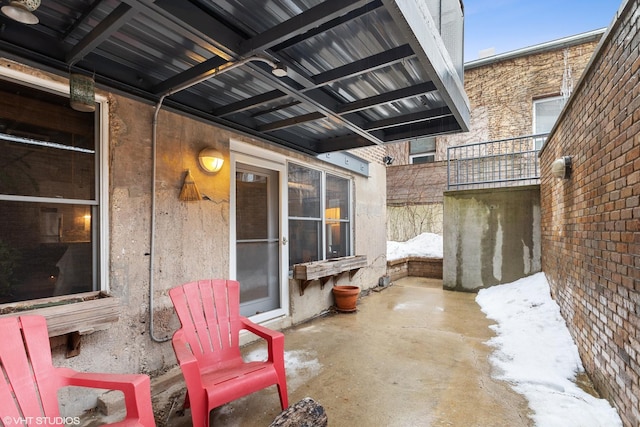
[386,161,448,205]
[386,161,447,240]
[540,2,640,425]
[439,37,600,152]
[350,145,387,166]
[386,257,443,281]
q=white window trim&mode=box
[0,66,110,294]
[532,95,564,135]
[287,161,354,263]
[409,152,436,164]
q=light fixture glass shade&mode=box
[198,148,224,173]
[1,0,40,25]
[551,156,572,179]
[70,73,96,112]
[271,64,288,77]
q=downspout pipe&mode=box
[148,55,286,342]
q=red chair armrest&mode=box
[240,318,285,364]
[240,317,283,341]
[172,329,204,390]
[55,368,155,426]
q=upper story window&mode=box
[287,163,352,266]
[0,78,102,304]
[409,137,436,164]
[533,96,565,149]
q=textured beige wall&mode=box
[0,59,388,416]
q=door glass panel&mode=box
[235,165,280,316]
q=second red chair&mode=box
[169,279,288,427]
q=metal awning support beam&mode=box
[244,64,385,145]
[363,106,451,130]
[382,114,460,141]
[251,100,303,118]
[239,0,375,55]
[145,0,242,60]
[66,3,137,65]
[214,90,287,116]
[311,44,414,86]
[271,1,384,52]
[151,57,229,95]
[337,81,437,114]
[314,134,373,153]
[258,112,326,132]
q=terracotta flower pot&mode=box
[332,285,360,312]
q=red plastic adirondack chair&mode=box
[0,315,155,427]
[169,279,288,427]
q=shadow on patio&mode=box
[151,277,531,427]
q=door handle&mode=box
[282,236,288,246]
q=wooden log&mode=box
[269,397,328,427]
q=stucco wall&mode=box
[540,1,639,424]
[443,186,541,291]
[0,59,387,416]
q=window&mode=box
[0,78,101,304]
[287,163,351,266]
[409,137,436,164]
[533,96,565,149]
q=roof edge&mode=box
[465,28,607,70]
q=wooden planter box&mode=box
[293,255,368,295]
[0,291,120,337]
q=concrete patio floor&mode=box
[150,276,532,427]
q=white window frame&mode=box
[532,95,565,150]
[287,162,353,267]
[0,66,110,296]
[409,152,436,164]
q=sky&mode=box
[386,234,623,426]
[464,0,623,61]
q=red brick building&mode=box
[541,1,639,424]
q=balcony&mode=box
[447,134,547,190]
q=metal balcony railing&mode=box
[446,134,546,190]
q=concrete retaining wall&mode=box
[443,185,541,291]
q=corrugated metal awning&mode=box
[0,0,470,156]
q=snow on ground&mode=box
[387,232,443,260]
[388,233,622,426]
[476,273,622,427]
[244,346,322,392]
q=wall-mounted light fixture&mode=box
[383,155,394,166]
[69,72,96,112]
[551,156,572,179]
[1,0,40,25]
[198,148,224,173]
